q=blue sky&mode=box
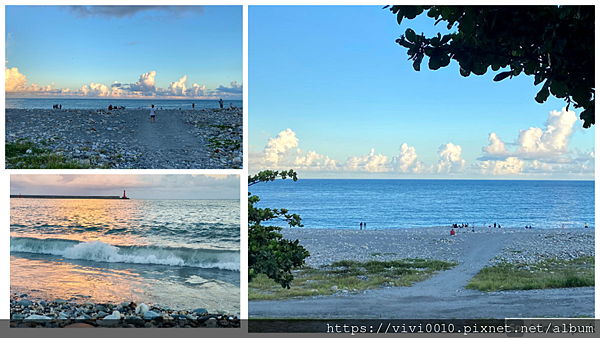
[249,6,594,179]
[5,5,242,99]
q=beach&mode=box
[5,107,242,169]
[249,226,594,318]
[10,295,239,328]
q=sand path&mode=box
[249,233,594,318]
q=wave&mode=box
[10,237,240,271]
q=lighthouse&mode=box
[122,190,127,199]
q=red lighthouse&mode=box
[122,190,127,199]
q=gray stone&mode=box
[125,316,145,326]
[193,308,208,315]
[23,315,52,323]
[17,300,32,307]
[143,311,161,319]
[55,299,67,304]
[11,313,24,320]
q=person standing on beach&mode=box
[192,103,195,110]
[219,98,224,109]
[364,222,367,230]
[150,105,156,123]
[360,222,363,230]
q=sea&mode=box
[10,198,240,314]
[5,98,242,110]
[249,179,595,229]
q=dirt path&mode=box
[134,111,207,168]
[249,233,594,318]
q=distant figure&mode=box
[150,104,156,123]
[59,104,62,110]
[498,224,501,228]
[450,229,455,236]
[230,103,235,109]
[584,222,588,228]
[108,105,113,110]
[360,222,363,230]
[364,222,367,230]
[219,98,224,109]
[192,103,195,110]
[471,228,474,232]
[494,222,497,228]
[562,223,565,229]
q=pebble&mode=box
[10,296,239,328]
[5,108,243,169]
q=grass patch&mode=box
[208,137,241,151]
[249,258,457,301]
[466,257,594,292]
[5,140,99,169]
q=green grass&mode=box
[466,257,594,292]
[5,140,103,169]
[249,258,457,301]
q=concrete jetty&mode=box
[10,195,128,200]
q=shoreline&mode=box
[10,295,239,328]
[250,226,594,318]
[5,107,242,169]
[278,226,594,268]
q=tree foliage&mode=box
[386,5,595,128]
[248,170,310,289]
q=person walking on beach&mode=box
[360,222,363,230]
[219,98,224,109]
[150,104,156,123]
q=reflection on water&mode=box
[11,252,240,313]
[10,198,240,313]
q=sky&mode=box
[248,6,595,180]
[10,174,240,200]
[5,5,242,99]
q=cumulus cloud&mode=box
[436,143,467,173]
[5,64,59,93]
[479,132,511,160]
[476,108,591,176]
[127,71,157,94]
[514,108,578,159]
[215,81,243,95]
[64,6,204,19]
[344,149,389,172]
[478,157,525,175]
[75,83,110,96]
[390,143,431,173]
[263,129,299,167]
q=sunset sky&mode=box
[249,6,594,179]
[5,5,242,99]
[10,174,240,199]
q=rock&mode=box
[143,311,161,319]
[23,315,52,323]
[193,308,209,315]
[125,316,145,326]
[104,311,121,320]
[330,285,338,292]
[55,299,67,304]
[203,318,218,328]
[98,319,120,328]
[11,313,25,320]
[97,311,109,318]
[135,303,149,314]
[17,299,32,307]
[39,301,47,307]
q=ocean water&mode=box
[5,98,242,110]
[249,179,595,229]
[10,198,240,314]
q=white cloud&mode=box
[478,157,525,175]
[128,71,157,94]
[514,108,578,159]
[344,148,389,172]
[480,132,511,160]
[436,143,466,173]
[5,64,57,93]
[263,129,299,167]
[390,143,431,173]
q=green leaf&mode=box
[405,28,417,42]
[493,71,512,82]
[550,80,569,98]
[535,85,550,103]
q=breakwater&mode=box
[10,195,126,199]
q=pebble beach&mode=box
[279,226,594,268]
[5,107,242,169]
[10,295,240,328]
